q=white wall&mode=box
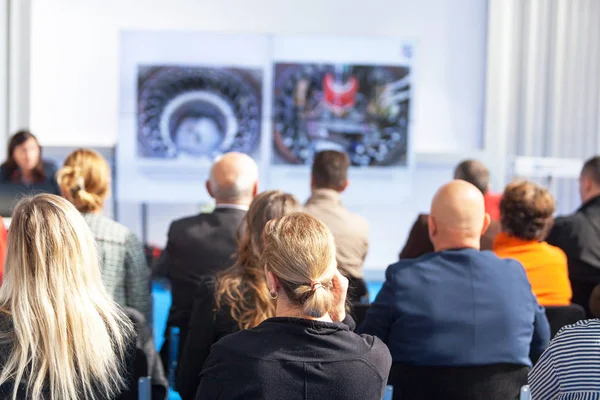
[29,0,490,275]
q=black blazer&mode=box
[195,317,392,400]
[153,208,246,329]
[547,196,600,315]
[176,279,239,400]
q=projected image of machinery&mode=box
[272,63,410,166]
[137,66,262,159]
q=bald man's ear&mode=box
[427,215,437,240]
[481,213,491,237]
[206,180,215,199]
[252,181,259,198]
[340,179,349,193]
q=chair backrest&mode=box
[519,385,531,400]
[388,363,528,400]
[545,304,586,338]
[138,377,151,400]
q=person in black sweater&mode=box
[176,190,302,400]
[195,212,392,400]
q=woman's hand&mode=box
[329,270,349,322]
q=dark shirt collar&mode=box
[578,195,600,212]
[262,317,350,332]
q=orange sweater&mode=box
[493,232,572,306]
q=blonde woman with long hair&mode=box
[176,190,301,400]
[0,194,134,399]
[194,212,391,400]
[57,149,150,321]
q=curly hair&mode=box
[500,180,555,241]
[214,190,301,330]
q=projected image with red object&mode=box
[273,63,410,166]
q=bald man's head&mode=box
[206,152,259,205]
[428,180,491,251]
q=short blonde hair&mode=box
[57,149,110,213]
[0,194,132,400]
[262,212,337,318]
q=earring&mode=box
[269,290,278,300]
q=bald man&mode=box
[154,152,258,371]
[359,181,550,400]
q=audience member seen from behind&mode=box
[304,150,370,303]
[0,194,134,400]
[176,190,301,400]
[494,180,572,306]
[0,130,59,191]
[547,156,600,317]
[399,159,501,259]
[153,152,259,370]
[529,319,600,399]
[360,180,550,400]
[195,213,391,400]
[57,149,151,321]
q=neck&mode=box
[275,298,333,323]
[21,169,34,179]
[584,191,600,204]
[434,240,480,252]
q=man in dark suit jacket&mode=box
[360,181,550,399]
[153,152,259,370]
[400,159,501,259]
[547,156,600,317]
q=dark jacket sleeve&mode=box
[176,285,219,400]
[399,214,434,259]
[153,223,175,279]
[545,216,576,252]
[357,265,396,343]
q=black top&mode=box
[177,279,239,400]
[153,208,246,329]
[0,313,134,400]
[195,317,391,400]
[547,196,600,283]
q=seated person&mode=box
[304,150,370,303]
[494,180,572,306]
[0,130,58,191]
[195,213,392,400]
[400,159,500,259]
[57,149,151,321]
[176,190,301,400]
[529,319,600,399]
[0,194,133,399]
[360,180,550,400]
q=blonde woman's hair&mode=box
[57,148,110,213]
[215,190,301,329]
[262,212,337,318]
[0,194,133,400]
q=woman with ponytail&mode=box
[195,212,391,400]
[57,149,150,321]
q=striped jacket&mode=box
[83,213,151,321]
[529,319,600,400]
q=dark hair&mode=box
[4,130,45,183]
[500,180,555,241]
[454,160,490,194]
[311,150,350,191]
[582,156,600,185]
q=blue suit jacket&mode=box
[359,248,550,367]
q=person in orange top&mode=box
[493,180,572,306]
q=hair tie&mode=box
[71,176,86,195]
[310,280,324,292]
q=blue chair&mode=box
[168,327,180,390]
[520,385,531,400]
[138,377,151,400]
[382,385,394,400]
